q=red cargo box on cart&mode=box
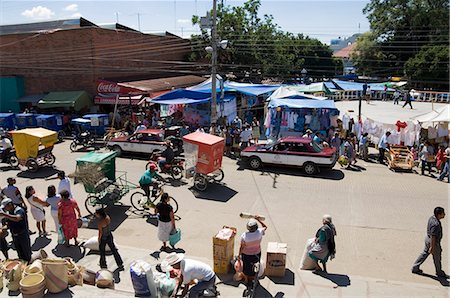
[183,132,224,175]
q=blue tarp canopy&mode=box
[151,89,235,105]
[188,79,280,96]
[331,79,394,91]
[269,98,337,109]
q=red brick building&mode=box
[0,18,192,96]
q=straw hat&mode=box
[161,253,184,272]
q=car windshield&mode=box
[311,141,323,153]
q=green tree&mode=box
[352,0,449,89]
[188,0,342,81]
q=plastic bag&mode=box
[57,225,65,245]
[130,260,157,297]
[169,228,181,247]
[300,238,316,270]
[158,273,176,297]
[82,236,111,252]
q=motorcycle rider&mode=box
[157,141,175,170]
[0,135,12,162]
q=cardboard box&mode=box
[265,242,287,277]
[213,259,230,274]
[213,243,234,260]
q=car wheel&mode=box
[248,156,262,170]
[303,162,317,175]
[69,141,77,152]
[112,145,122,156]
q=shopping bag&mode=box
[169,228,181,247]
[58,225,65,245]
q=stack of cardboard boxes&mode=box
[212,226,236,274]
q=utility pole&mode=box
[137,13,141,31]
[211,0,218,123]
[116,12,119,23]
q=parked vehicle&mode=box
[240,137,337,175]
[36,114,65,141]
[70,130,96,152]
[107,129,168,157]
[15,113,38,129]
[10,128,57,172]
[0,149,19,168]
[0,113,16,131]
[82,114,109,136]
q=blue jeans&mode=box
[438,162,450,182]
[189,275,216,298]
[158,158,167,170]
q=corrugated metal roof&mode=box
[0,18,97,35]
[98,23,139,32]
[118,75,206,92]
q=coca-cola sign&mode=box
[97,81,121,93]
[96,80,142,94]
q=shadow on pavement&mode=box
[17,167,60,179]
[44,288,74,297]
[31,236,52,251]
[87,205,130,232]
[267,269,295,285]
[415,272,449,287]
[313,271,351,287]
[0,165,18,172]
[52,244,85,262]
[256,166,345,181]
[189,184,238,202]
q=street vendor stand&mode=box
[183,132,225,191]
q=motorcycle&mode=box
[146,153,184,180]
[70,131,96,152]
[0,149,19,168]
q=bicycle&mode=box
[130,180,179,214]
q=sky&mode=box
[0,0,371,44]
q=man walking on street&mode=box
[378,131,391,164]
[412,207,449,278]
[402,91,413,109]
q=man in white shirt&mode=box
[163,253,216,298]
[378,131,391,164]
[57,171,72,197]
[134,122,147,134]
[240,125,252,150]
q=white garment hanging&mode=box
[437,123,448,138]
[428,126,438,139]
[342,114,350,130]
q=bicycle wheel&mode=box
[130,191,147,211]
[169,196,179,214]
[85,195,103,215]
[193,174,208,191]
[212,169,224,182]
[170,166,183,180]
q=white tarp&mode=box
[413,105,450,123]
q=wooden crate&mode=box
[387,145,414,170]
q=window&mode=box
[287,143,308,153]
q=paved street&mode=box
[1,103,448,297]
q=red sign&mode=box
[96,80,142,95]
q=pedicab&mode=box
[75,151,136,214]
[10,128,57,172]
[15,113,39,129]
[82,114,109,136]
[0,113,16,131]
[183,132,225,191]
[36,114,65,141]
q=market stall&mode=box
[265,87,339,139]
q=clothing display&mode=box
[427,126,438,139]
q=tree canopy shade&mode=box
[188,0,342,81]
[351,0,449,90]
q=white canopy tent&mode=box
[413,105,450,123]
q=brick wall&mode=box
[0,28,190,95]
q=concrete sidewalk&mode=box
[15,232,445,298]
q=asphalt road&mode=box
[1,137,447,292]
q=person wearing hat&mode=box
[303,129,313,138]
[139,164,163,198]
[238,216,267,291]
[0,198,32,262]
[163,253,216,297]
